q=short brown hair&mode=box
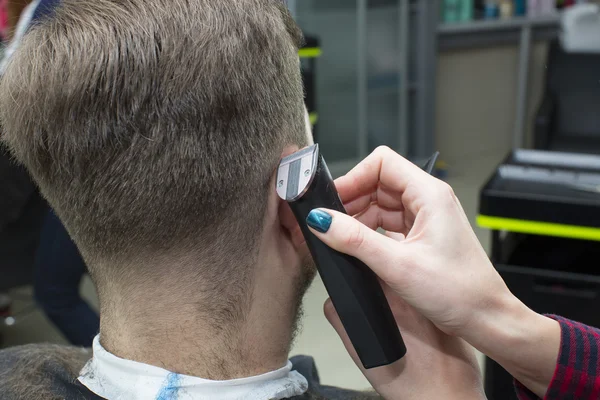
[1,0,307,294]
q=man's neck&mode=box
[99,281,300,380]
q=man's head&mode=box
[1,0,313,331]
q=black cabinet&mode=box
[485,233,600,399]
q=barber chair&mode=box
[533,39,600,153]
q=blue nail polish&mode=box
[306,209,332,233]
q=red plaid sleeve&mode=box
[515,315,600,400]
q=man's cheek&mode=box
[297,243,311,264]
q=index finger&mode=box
[336,146,434,205]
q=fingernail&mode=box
[306,209,332,233]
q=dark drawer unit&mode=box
[478,150,600,399]
[485,233,600,400]
[505,235,600,318]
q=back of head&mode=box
[1,0,307,297]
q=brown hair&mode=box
[0,0,307,300]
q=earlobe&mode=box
[278,200,306,251]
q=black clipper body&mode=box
[276,144,406,369]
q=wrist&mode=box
[466,292,560,397]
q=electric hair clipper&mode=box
[276,144,406,369]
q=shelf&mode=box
[303,0,393,11]
[438,14,561,50]
[438,14,560,34]
[296,0,419,13]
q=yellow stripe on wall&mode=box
[477,215,600,242]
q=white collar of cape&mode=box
[78,335,308,400]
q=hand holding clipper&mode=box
[276,144,406,369]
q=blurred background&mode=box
[2,1,600,399]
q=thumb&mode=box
[306,208,403,283]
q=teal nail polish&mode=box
[306,209,332,233]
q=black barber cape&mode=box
[0,344,381,399]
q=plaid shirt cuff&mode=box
[515,315,600,400]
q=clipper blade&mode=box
[276,144,319,202]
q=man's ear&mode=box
[281,145,300,159]
[304,106,314,145]
[278,201,306,251]
[275,145,307,252]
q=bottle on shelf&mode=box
[529,0,558,16]
[515,0,527,16]
[527,0,540,16]
[443,0,461,23]
[484,0,500,19]
[556,0,577,8]
[459,0,474,21]
[499,0,514,18]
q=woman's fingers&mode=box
[385,231,406,242]
[353,204,408,234]
[342,184,406,216]
[335,147,434,213]
[343,194,374,217]
[306,209,410,284]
